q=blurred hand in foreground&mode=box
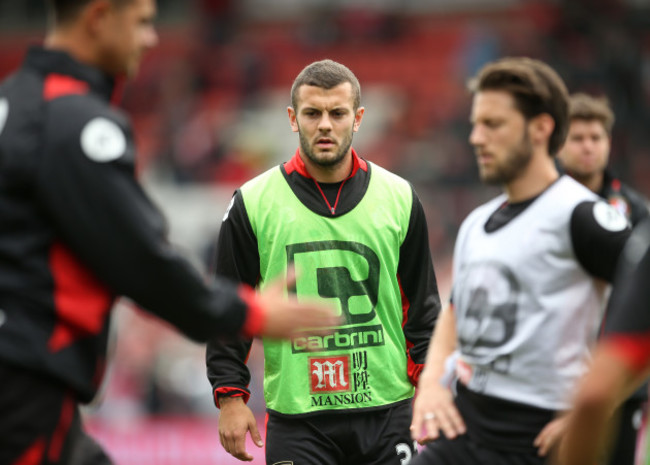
[256,267,341,339]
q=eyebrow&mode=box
[302,105,348,110]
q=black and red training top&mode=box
[0,47,260,402]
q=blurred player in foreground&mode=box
[0,1,337,463]
[557,219,650,465]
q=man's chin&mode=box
[479,171,503,185]
[569,170,594,182]
[317,157,345,168]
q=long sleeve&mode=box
[397,187,441,385]
[206,191,260,406]
[37,96,257,342]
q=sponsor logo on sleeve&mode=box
[80,117,126,162]
[593,201,628,232]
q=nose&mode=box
[318,113,332,132]
[469,124,483,146]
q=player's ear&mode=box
[529,113,554,149]
[288,106,299,133]
[83,0,114,38]
[353,107,365,132]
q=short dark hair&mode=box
[48,0,133,24]
[290,59,361,111]
[468,57,570,156]
[568,93,615,136]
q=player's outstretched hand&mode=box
[218,396,261,461]
[410,380,466,445]
[256,268,341,339]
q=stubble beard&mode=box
[480,131,533,186]
[298,126,354,169]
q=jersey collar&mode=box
[26,46,117,103]
[283,148,368,180]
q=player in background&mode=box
[558,92,649,226]
[409,57,630,465]
[0,1,337,463]
[206,59,441,464]
[557,92,650,465]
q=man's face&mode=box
[469,90,533,185]
[288,83,364,171]
[558,119,610,181]
[97,0,158,77]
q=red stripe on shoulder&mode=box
[48,242,114,352]
[43,74,89,101]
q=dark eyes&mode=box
[303,111,346,118]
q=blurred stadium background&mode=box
[1,0,650,463]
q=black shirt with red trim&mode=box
[0,47,257,402]
[206,150,441,409]
[599,169,649,227]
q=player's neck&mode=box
[504,151,559,203]
[44,29,98,71]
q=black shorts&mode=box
[0,361,112,465]
[411,434,547,465]
[265,401,417,465]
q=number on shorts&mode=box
[395,442,412,465]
